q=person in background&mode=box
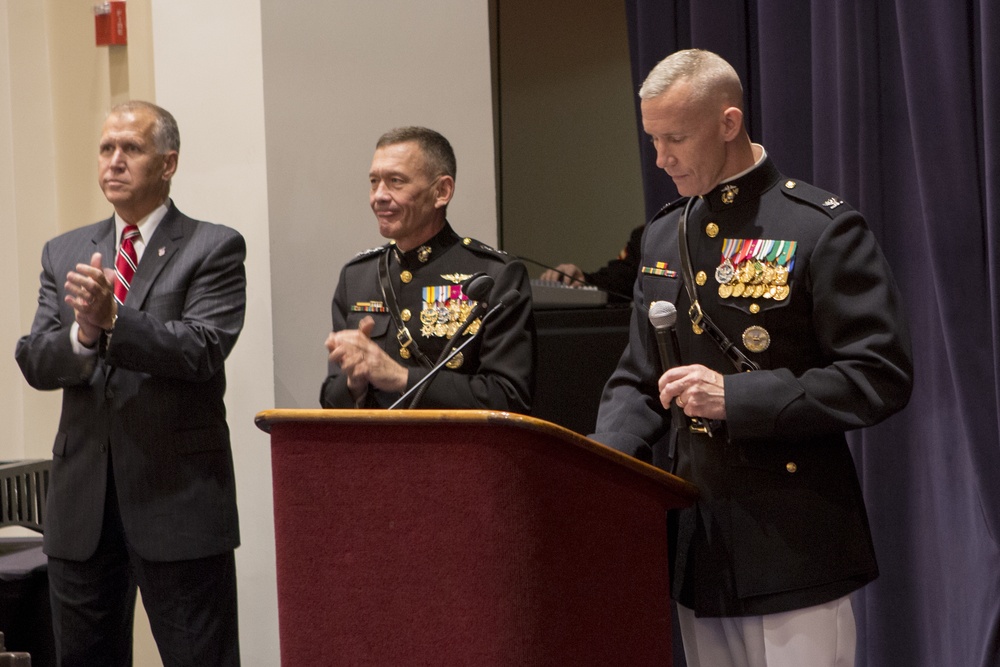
[16,101,245,666]
[538,224,643,302]
[592,49,913,667]
[321,126,535,411]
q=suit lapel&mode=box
[92,217,117,266]
[126,205,185,309]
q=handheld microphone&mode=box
[389,289,519,410]
[648,300,712,436]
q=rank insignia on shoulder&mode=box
[441,273,473,284]
[823,197,844,209]
[641,261,677,278]
[354,246,384,258]
[350,300,387,313]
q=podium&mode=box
[256,409,697,666]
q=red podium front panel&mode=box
[258,410,696,666]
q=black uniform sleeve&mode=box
[724,210,914,438]
[583,224,644,302]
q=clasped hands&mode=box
[65,252,117,348]
[326,316,408,400]
[659,364,727,421]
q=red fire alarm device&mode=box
[94,2,127,46]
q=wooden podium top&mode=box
[255,409,698,502]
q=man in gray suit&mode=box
[16,101,245,666]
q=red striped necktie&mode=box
[113,224,140,306]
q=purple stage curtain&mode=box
[625,1,1000,665]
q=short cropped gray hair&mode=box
[376,126,456,180]
[638,49,744,110]
[109,100,180,154]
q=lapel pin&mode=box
[158,247,166,256]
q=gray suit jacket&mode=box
[16,203,246,562]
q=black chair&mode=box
[0,461,49,533]
[1,459,53,667]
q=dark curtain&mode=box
[625,1,1000,666]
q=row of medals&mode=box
[715,257,791,301]
[419,300,481,339]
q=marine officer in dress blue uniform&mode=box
[321,127,535,411]
[592,50,913,667]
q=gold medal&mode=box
[420,308,437,325]
[445,352,464,369]
[742,325,771,353]
[732,282,746,298]
[446,321,460,338]
[774,285,790,301]
[434,323,447,337]
[774,265,789,286]
[719,283,733,298]
[752,284,766,299]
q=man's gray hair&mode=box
[638,49,744,110]
[109,100,180,154]
[376,126,456,180]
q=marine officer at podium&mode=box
[591,50,913,666]
[321,126,535,411]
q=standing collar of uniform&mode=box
[114,198,171,244]
[700,147,780,212]
[392,220,459,268]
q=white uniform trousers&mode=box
[676,594,856,667]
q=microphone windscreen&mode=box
[648,300,678,330]
[462,272,494,301]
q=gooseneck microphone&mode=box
[389,288,519,410]
[648,300,712,436]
